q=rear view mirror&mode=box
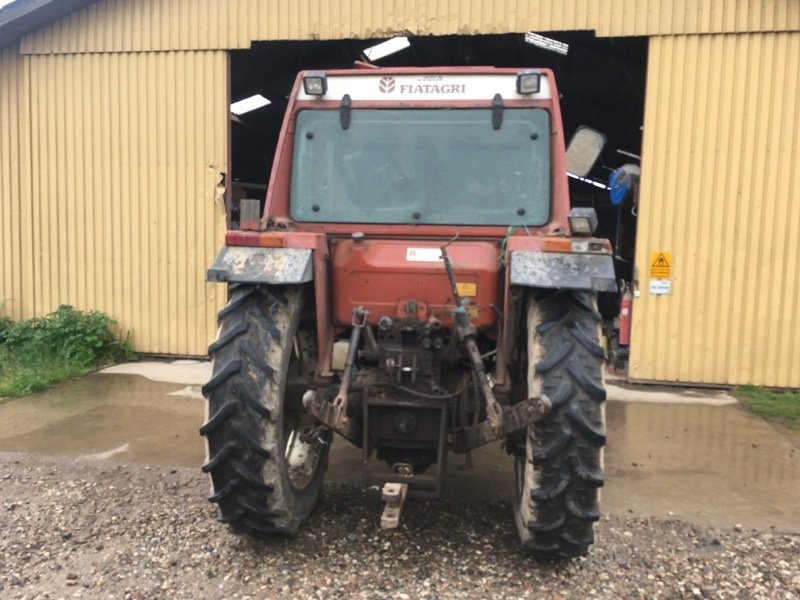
[566,126,607,177]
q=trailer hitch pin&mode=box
[380,482,409,529]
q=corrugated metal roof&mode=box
[0,0,98,49]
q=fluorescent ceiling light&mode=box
[524,32,569,56]
[568,172,609,190]
[230,94,271,116]
[363,36,411,61]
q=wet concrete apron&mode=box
[0,366,797,533]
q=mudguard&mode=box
[509,251,617,292]
[206,246,313,284]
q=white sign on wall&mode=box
[649,279,672,295]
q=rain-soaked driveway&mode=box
[0,361,797,533]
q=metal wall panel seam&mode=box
[146,52,158,351]
[176,49,188,354]
[680,35,708,382]
[62,54,76,308]
[671,34,693,381]
[34,55,48,315]
[671,34,697,382]
[19,56,34,321]
[177,51,188,354]
[767,33,799,385]
[201,51,213,355]
[702,34,729,383]
[121,53,134,350]
[152,50,164,352]
[716,35,748,384]
[169,50,180,353]
[193,52,205,356]
[756,33,782,385]
[0,49,20,319]
[777,34,800,385]
[134,52,146,351]
[1,51,9,316]
[742,34,769,384]
[158,49,170,353]
[27,56,41,315]
[770,33,795,385]
[774,32,798,386]
[735,34,764,384]
[0,53,6,316]
[98,54,111,321]
[165,51,177,353]
[181,50,191,354]
[694,35,719,383]
[52,56,64,311]
[48,55,59,311]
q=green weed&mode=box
[735,385,800,429]
[0,306,134,399]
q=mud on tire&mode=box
[200,284,329,535]
[513,290,606,559]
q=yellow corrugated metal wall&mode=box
[0,49,228,355]
[20,0,800,54]
[0,46,28,323]
[3,0,800,376]
[631,32,800,387]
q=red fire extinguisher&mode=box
[618,284,633,347]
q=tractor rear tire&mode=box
[513,290,606,559]
[200,284,329,535]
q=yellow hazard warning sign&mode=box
[650,251,672,278]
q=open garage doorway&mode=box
[228,32,648,372]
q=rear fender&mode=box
[495,245,616,390]
[509,251,617,293]
[207,246,313,284]
[207,235,335,377]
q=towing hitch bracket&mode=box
[302,389,363,447]
[302,307,368,446]
[453,394,551,453]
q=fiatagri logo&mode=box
[379,76,396,93]
[378,75,467,95]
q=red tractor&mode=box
[202,66,614,559]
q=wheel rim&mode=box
[283,422,323,491]
[282,328,325,492]
[514,451,524,504]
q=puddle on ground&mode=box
[0,374,204,468]
[0,373,797,532]
[602,400,799,532]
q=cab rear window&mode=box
[290,108,551,226]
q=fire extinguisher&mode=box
[618,283,633,347]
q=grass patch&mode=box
[735,385,800,429]
[0,306,134,399]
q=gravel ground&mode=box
[1,452,798,599]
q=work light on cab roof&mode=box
[302,71,328,96]
[516,70,541,94]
